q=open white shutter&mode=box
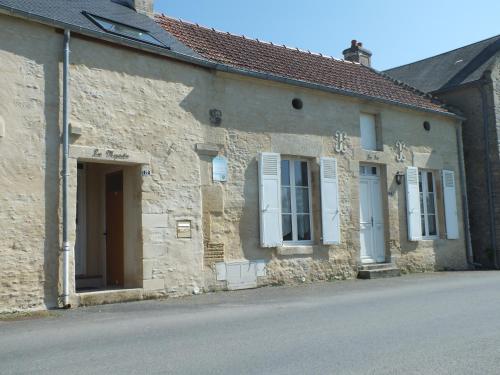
[258,153,282,247]
[321,157,340,244]
[442,170,459,239]
[406,166,422,241]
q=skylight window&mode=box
[85,13,167,48]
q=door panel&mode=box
[106,171,124,287]
[370,180,385,262]
[359,179,372,260]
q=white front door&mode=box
[359,165,385,263]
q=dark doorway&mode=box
[105,170,124,287]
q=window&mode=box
[360,113,377,150]
[419,170,438,238]
[281,159,313,243]
[84,13,168,48]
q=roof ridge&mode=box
[385,34,500,72]
[155,13,358,65]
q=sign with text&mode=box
[212,155,228,182]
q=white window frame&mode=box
[281,158,314,245]
[419,170,439,240]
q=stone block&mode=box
[143,259,154,279]
[196,143,219,156]
[271,133,323,157]
[143,243,166,258]
[144,227,169,243]
[143,278,165,291]
[142,213,168,228]
[202,185,224,213]
[277,246,314,256]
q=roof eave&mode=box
[214,64,464,121]
[0,5,462,122]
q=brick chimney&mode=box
[342,40,372,67]
[113,0,154,17]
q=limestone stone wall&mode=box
[0,16,61,312]
[201,72,467,285]
[0,14,468,312]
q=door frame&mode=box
[359,164,386,264]
[75,163,87,276]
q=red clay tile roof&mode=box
[156,15,452,115]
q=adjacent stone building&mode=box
[386,36,500,268]
[0,0,469,312]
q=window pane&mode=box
[418,172,423,193]
[281,160,290,186]
[427,172,434,192]
[295,187,310,213]
[420,193,424,213]
[421,215,426,236]
[428,215,437,236]
[294,161,308,187]
[282,215,292,241]
[297,214,311,241]
[426,193,436,214]
[281,187,291,214]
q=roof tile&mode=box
[156,15,451,114]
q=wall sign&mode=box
[212,155,228,182]
[92,148,130,160]
[141,166,151,176]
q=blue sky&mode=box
[155,0,500,70]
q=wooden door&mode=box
[106,171,124,287]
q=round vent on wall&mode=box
[292,98,303,110]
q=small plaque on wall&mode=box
[212,155,228,182]
[177,220,192,239]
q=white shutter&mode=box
[406,166,422,241]
[258,153,282,247]
[320,157,340,244]
[442,170,459,239]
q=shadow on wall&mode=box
[43,57,62,308]
[238,157,267,261]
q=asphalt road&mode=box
[1,271,500,374]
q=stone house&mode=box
[0,0,469,312]
[386,36,500,268]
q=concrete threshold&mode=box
[75,288,150,307]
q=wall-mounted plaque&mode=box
[212,155,228,182]
[177,220,192,239]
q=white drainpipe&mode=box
[62,29,71,308]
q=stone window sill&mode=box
[277,245,314,256]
